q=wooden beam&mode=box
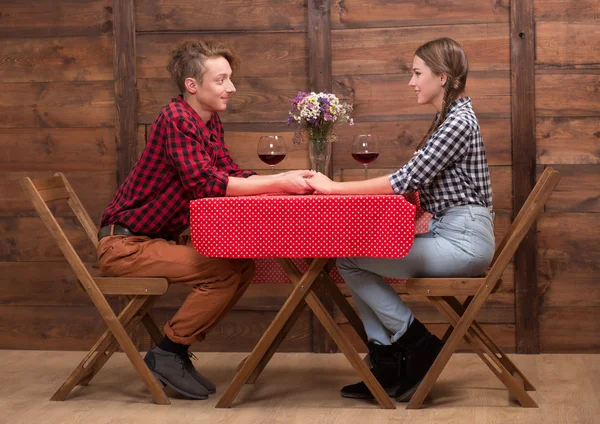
[510,0,539,353]
[308,0,337,354]
[113,0,137,185]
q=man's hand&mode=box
[277,171,315,194]
[304,172,337,195]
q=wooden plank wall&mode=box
[0,0,119,350]
[0,0,597,353]
[534,0,600,352]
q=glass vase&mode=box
[308,138,332,175]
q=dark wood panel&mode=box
[536,117,600,165]
[0,0,113,38]
[536,22,600,68]
[0,262,96,307]
[135,0,308,31]
[332,23,509,75]
[333,72,511,121]
[0,217,97,262]
[538,212,600,262]
[0,306,107,350]
[0,171,114,219]
[0,82,115,128]
[0,305,312,352]
[137,308,312,352]
[0,128,116,172]
[137,76,309,124]
[137,33,308,79]
[114,0,137,185]
[541,165,600,212]
[539,307,600,353]
[0,36,113,83]
[534,0,600,22]
[539,258,600,307]
[333,118,511,167]
[512,0,540,354]
[330,0,508,28]
[536,74,600,117]
[339,322,516,353]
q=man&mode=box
[97,41,314,400]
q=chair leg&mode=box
[428,297,537,408]
[442,296,536,391]
[141,313,164,345]
[216,258,329,408]
[78,296,162,387]
[51,295,169,405]
[406,284,502,409]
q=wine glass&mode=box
[352,134,379,179]
[257,135,287,173]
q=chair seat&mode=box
[93,277,169,295]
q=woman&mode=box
[306,38,494,402]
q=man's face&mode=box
[187,56,236,117]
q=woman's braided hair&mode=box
[414,38,469,151]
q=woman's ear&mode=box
[184,77,198,94]
[440,73,448,87]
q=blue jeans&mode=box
[336,205,495,345]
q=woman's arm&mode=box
[305,173,394,195]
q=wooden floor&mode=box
[0,351,597,424]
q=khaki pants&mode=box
[97,235,255,345]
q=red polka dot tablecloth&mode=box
[190,192,431,284]
[191,194,417,258]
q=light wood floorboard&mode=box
[0,351,597,424]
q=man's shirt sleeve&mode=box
[165,117,230,198]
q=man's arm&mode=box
[226,170,315,196]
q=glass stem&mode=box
[364,165,368,180]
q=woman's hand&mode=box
[305,172,338,195]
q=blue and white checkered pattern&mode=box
[389,97,493,214]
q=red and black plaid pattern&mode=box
[101,95,254,238]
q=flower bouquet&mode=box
[287,91,353,174]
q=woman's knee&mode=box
[336,257,358,274]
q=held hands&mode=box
[304,172,336,195]
[277,169,316,194]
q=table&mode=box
[190,194,418,409]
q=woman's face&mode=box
[408,55,446,111]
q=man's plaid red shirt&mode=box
[101,95,255,238]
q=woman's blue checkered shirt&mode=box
[389,97,493,214]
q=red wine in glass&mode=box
[258,153,286,166]
[257,135,287,173]
[351,152,379,165]
[352,134,379,178]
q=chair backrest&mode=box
[486,167,561,284]
[20,172,99,288]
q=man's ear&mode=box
[184,77,198,94]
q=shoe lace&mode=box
[173,354,187,377]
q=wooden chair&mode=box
[20,172,171,405]
[367,167,560,408]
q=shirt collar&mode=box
[173,94,217,129]
[447,96,471,115]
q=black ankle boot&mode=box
[340,342,404,399]
[393,319,443,402]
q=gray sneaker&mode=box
[144,346,209,400]
[185,352,217,394]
